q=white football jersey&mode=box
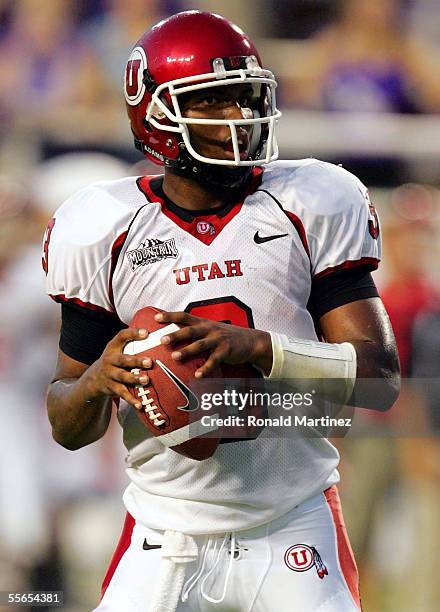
[45,159,381,534]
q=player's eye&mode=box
[203,95,220,105]
[191,93,223,108]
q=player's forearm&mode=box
[47,373,112,450]
[265,332,400,412]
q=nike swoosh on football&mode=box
[156,359,199,412]
[254,231,288,244]
[142,538,161,550]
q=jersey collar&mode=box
[136,169,263,245]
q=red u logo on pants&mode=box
[293,550,310,566]
[284,545,314,572]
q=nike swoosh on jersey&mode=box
[253,231,288,244]
[142,538,161,550]
[156,359,199,411]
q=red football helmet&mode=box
[124,11,281,180]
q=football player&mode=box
[43,11,400,612]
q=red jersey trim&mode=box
[160,199,244,245]
[314,257,379,280]
[49,294,116,316]
[284,210,310,259]
[136,174,164,205]
[324,486,362,610]
[136,169,263,246]
[100,512,135,600]
[256,189,311,262]
[108,230,129,310]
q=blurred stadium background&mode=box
[1,1,440,610]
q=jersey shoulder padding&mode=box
[44,177,148,313]
[261,159,381,277]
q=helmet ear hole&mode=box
[142,69,157,93]
[143,119,153,133]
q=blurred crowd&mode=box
[271,0,440,113]
[1,1,440,611]
[1,0,440,176]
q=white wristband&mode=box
[266,332,357,404]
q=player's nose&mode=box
[222,101,249,120]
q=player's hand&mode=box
[83,328,152,409]
[154,311,273,377]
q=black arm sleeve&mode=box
[60,302,127,365]
[308,267,379,322]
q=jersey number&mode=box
[185,296,254,328]
[368,204,380,240]
[185,297,265,445]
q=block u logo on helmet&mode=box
[125,47,147,105]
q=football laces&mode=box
[131,369,166,427]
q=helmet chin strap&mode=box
[166,147,253,191]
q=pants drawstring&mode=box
[181,533,236,606]
[200,533,236,604]
[181,536,211,602]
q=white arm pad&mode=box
[266,333,357,405]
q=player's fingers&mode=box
[108,381,142,409]
[154,310,201,325]
[113,353,152,370]
[161,324,207,346]
[108,366,149,387]
[171,337,217,361]
[109,327,148,348]
[194,346,227,378]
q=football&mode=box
[124,306,223,460]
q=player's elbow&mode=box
[51,429,83,451]
[50,420,102,450]
[350,372,400,412]
[377,369,401,411]
[47,403,85,451]
[350,358,401,412]
[353,342,401,411]
[48,412,103,451]
[378,348,401,411]
[48,411,84,450]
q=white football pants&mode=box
[95,486,361,612]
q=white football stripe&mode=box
[123,323,180,355]
[156,415,220,447]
